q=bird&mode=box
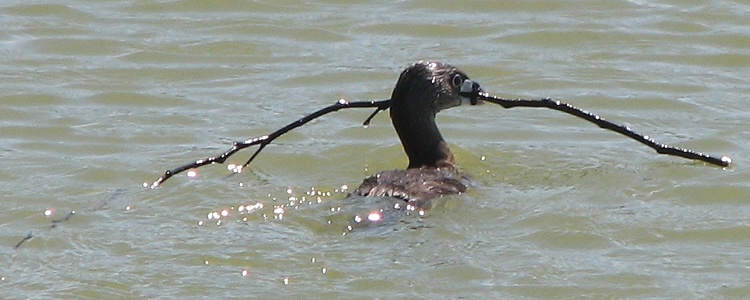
[353,61,482,205]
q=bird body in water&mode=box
[354,61,482,204]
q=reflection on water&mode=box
[193,184,435,238]
[1,0,749,298]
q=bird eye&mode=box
[451,74,463,87]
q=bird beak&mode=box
[459,79,483,105]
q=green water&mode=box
[2,1,749,298]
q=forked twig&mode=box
[148,99,391,188]
[477,92,731,167]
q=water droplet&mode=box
[227,164,243,174]
[367,212,382,222]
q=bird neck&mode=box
[390,103,455,169]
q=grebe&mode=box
[353,61,481,203]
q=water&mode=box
[2,1,749,298]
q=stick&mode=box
[50,210,76,229]
[148,99,391,188]
[477,92,731,167]
[14,231,33,250]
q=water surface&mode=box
[2,1,749,298]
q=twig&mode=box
[149,99,391,188]
[477,92,731,167]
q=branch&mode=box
[148,99,391,188]
[478,92,731,167]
